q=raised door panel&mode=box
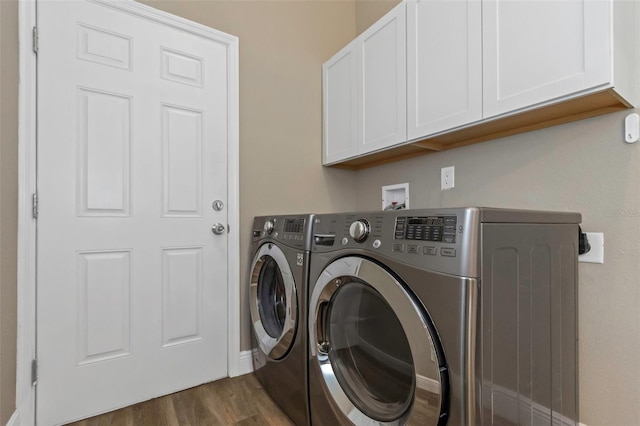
[323,41,358,165]
[358,2,407,155]
[483,0,611,118]
[407,0,482,140]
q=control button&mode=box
[423,246,437,256]
[443,236,456,244]
[407,245,419,254]
[372,239,381,249]
[441,248,456,257]
[264,220,275,234]
[341,237,349,246]
[349,219,371,243]
[392,243,405,253]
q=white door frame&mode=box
[16,1,240,424]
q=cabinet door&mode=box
[407,0,482,140]
[323,41,358,165]
[483,0,611,118]
[358,2,407,155]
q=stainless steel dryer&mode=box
[250,215,312,426]
[308,208,580,425]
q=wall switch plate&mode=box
[441,166,455,190]
[579,232,604,264]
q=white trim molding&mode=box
[7,410,21,426]
[236,350,255,377]
[225,20,241,379]
[490,384,584,426]
[16,0,240,423]
[17,0,38,425]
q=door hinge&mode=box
[31,359,37,386]
[32,26,39,54]
[32,193,39,219]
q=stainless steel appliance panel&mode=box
[249,214,312,426]
[480,223,578,426]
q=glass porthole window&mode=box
[257,257,287,338]
[309,256,449,425]
[327,281,415,422]
[250,244,297,360]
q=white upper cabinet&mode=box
[407,0,482,140]
[322,0,638,168]
[323,41,358,165]
[358,2,407,155]
[483,0,611,118]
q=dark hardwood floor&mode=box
[66,374,296,426]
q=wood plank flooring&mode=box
[66,374,296,426]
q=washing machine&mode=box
[249,215,312,426]
[308,207,580,425]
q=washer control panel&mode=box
[252,215,314,251]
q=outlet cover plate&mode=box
[441,166,455,190]
[579,232,604,264]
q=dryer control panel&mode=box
[312,208,482,278]
[394,216,458,243]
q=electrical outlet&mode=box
[441,166,455,190]
[579,232,604,264]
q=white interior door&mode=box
[36,1,234,424]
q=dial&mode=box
[264,220,275,234]
[349,219,370,243]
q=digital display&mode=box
[407,217,444,226]
[284,218,304,233]
[395,216,457,243]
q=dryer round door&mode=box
[250,243,298,360]
[309,256,449,425]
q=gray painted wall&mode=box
[0,0,19,423]
[353,111,640,425]
[137,0,358,353]
[353,5,640,424]
[0,0,357,421]
[1,1,638,425]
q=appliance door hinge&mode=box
[32,193,38,219]
[31,359,37,386]
[32,26,39,54]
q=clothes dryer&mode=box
[250,215,312,426]
[308,208,580,425]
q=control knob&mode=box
[264,220,275,234]
[349,219,370,243]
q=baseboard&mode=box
[236,350,254,376]
[490,384,586,426]
[7,410,20,426]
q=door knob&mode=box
[212,223,226,235]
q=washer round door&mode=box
[309,256,449,425]
[250,243,298,360]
